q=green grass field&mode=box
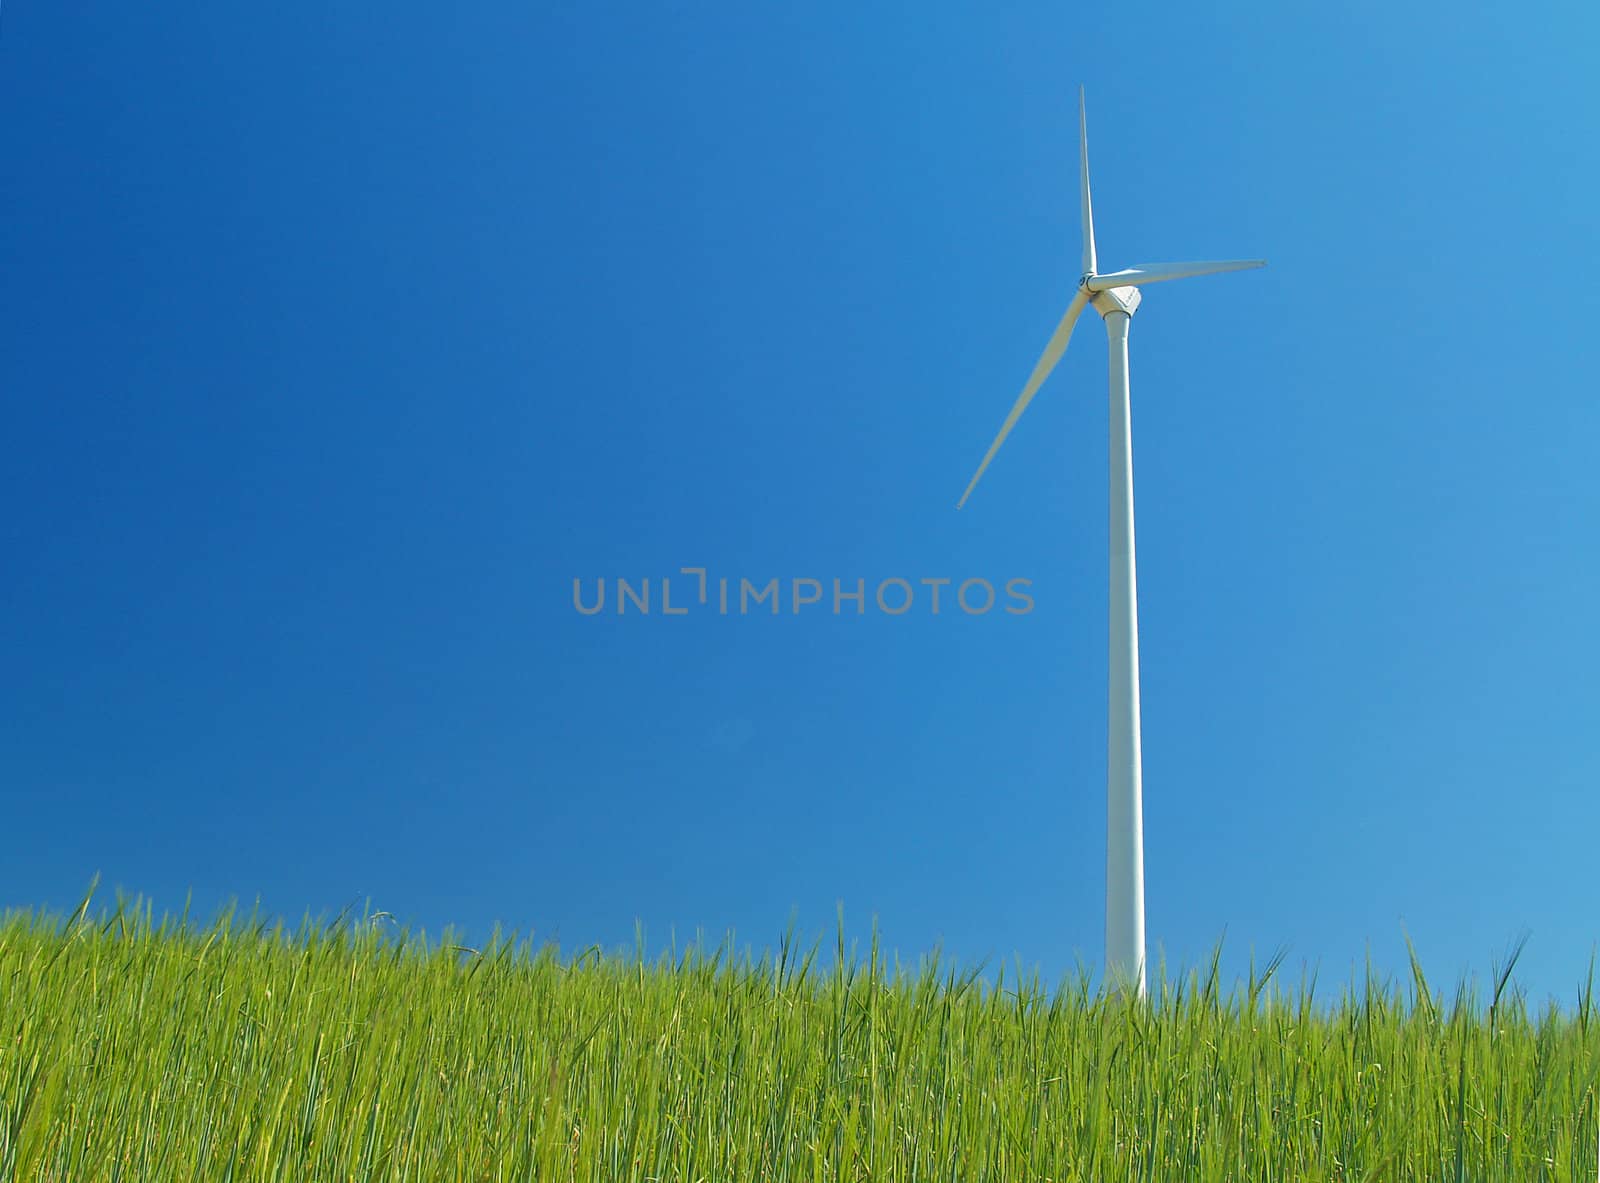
[3,891,1597,1181]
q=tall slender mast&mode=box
[1094,285,1146,997]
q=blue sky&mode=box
[3,2,1598,1004]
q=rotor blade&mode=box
[1079,88,1097,277]
[958,289,1091,509]
[1084,259,1265,290]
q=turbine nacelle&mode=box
[1089,285,1141,319]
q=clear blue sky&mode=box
[3,2,1597,1004]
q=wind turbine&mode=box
[957,89,1264,999]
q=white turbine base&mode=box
[1103,307,1147,1000]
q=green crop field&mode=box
[2,891,1597,1182]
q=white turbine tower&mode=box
[958,89,1264,999]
